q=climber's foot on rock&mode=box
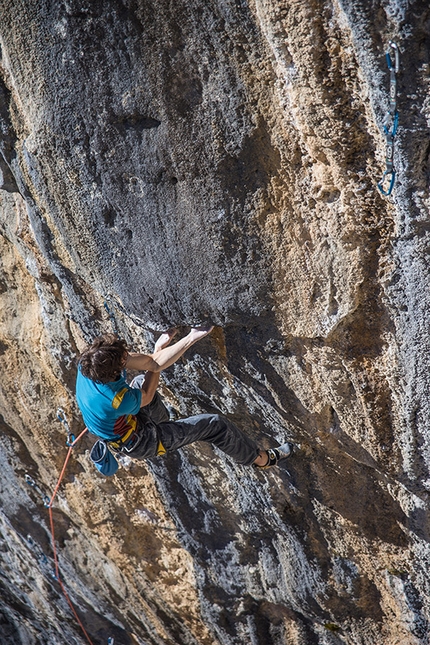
[253,442,294,469]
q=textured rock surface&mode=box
[0,0,430,643]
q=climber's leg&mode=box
[156,414,261,466]
[156,416,294,467]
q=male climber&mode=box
[76,326,292,469]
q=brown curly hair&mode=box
[79,334,128,383]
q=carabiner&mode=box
[377,169,396,196]
[66,433,76,447]
[386,41,400,73]
[103,299,113,317]
[57,408,70,430]
[25,474,36,487]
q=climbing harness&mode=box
[378,41,400,196]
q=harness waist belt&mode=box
[108,415,137,449]
[109,418,167,456]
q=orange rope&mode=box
[46,428,95,645]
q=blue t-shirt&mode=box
[76,368,141,440]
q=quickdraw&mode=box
[57,407,75,446]
[378,41,400,196]
[24,473,51,507]
[103,296,121,336]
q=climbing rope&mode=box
[378,41,400,196]
[45,415,116,645]
[45,427,94,644]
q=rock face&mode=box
[0,1,429,643]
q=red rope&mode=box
[46,428,95,645]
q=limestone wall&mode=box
[0,1,429,643]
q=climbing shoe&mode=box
[255,442,293,469]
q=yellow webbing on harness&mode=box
[156,440,166,456]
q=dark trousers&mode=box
[127,379,260,466]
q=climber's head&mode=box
[79,334,128,383]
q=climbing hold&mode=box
[324,623,340,632]
[378,41,400,196]
[135,508,159,524]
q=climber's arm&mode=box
[126,326,213,373]
[138,370,160,407]
[126,352,159,372]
